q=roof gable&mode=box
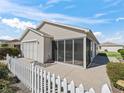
[36,20,99,44]
[20,28,53,41]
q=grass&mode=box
[106,62,124,90]
[98,51,123,59]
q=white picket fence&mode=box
[6,55,112,93]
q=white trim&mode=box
[57,41,58,61]
[54,36,86,41]
[64,40,66,62]
[22,39,38,43]
[83,36,86,69]
[72,40,74,64]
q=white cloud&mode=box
[94,32,103,38]
[0,0,110,25]
[103,0,122,8]
[64,5,76,9]
[103,0,114,3]
[116,17,124,22]
[94,13,106,18]
[1,18,36,30]
[97,31,124,44]
[0,35,15,40]
[46,0,71,5]
[93,31,124,44]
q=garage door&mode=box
[22,41,38,61]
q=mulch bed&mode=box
[112,86,124,93]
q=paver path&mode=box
[42,56,111,93]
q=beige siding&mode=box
[40,24,86,40]
[21,31,44,63]
[44,37,52,62]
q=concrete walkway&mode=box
[42,56,111,93]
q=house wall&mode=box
[44,37,52,62]
[40,24,86,40]
[100,46,123,52]
[21,31,44,63]
[39,24,99,67]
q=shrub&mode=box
[98,52,107,56]
[0,63,9,79]
[1,44,8,47]
[0,63,15,93]
[118,49,124,59]
[0,47,20,60]
[0,79,14,93]
[104,49,108,52]
[106,63,124,90]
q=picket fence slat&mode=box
[6,55,112,93]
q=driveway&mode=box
[42,55,112,93]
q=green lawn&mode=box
[98,51,123,60]
[107,62,124,90]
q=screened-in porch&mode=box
[52,37,94,68]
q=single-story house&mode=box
[0,39,20,49]
[99,42,124,52]
[20,20,99,68]
[7,39,20,49]
[0,39,9,46]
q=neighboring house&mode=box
[0,39,9,47]
[0,39,20,49]
[20,20,99,68]
[99,42,124,52]
[7,39,20,49]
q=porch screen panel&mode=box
[52,41,57,61]
[65,40,73,64]
[58,40,64,62]
[86,38,91,66]
[74,38,83,66]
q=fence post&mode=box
[37,67,40,93]
[40,69,43,93]
[43,70,47,93]
[63,78,67,93]
[76,84,84,93]
[89,88,95,93]
[101,84,111,93]
[52,74,55,93]
[6,54,10,69]
[31,62,35,93]
[70,81,75,93]
[14,56,17,76]
[47,72,51,93]
[13,57,16,76]
[57,76,61,93]
[34,66,37,93]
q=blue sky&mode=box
[0,0,124,44]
